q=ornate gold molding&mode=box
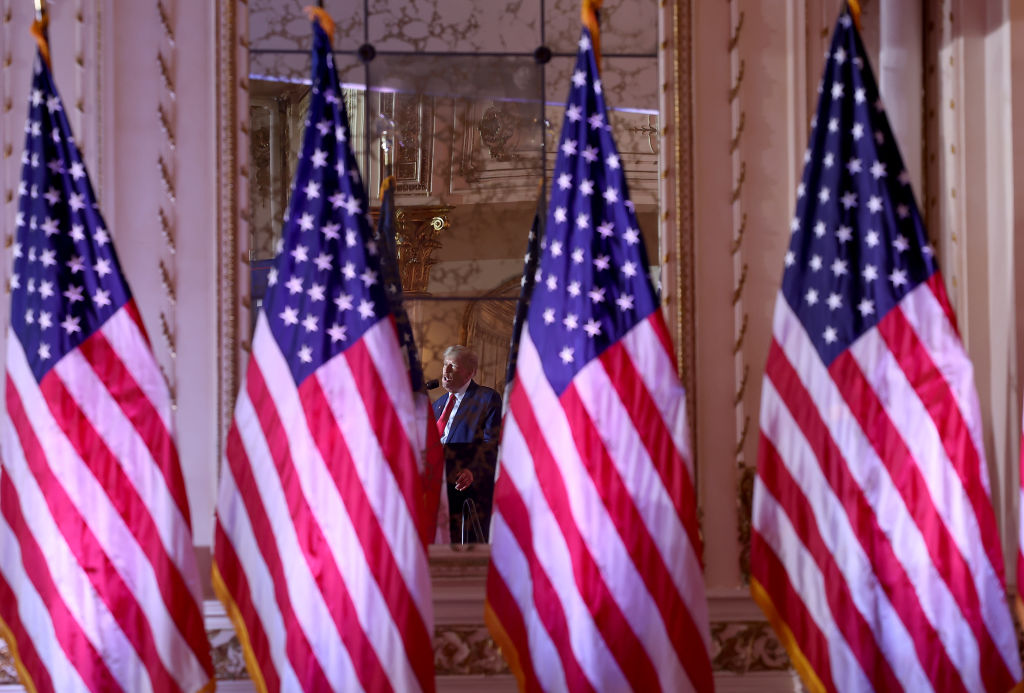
[371,204,452,294]
[0,642,15,684]
[145,619,800,681]
[173,620,799,682]
[710,621,790,673]
[394,206,451,293]
[727,0,754,586]
[216,0,249,459]
[665,0,697,446]
[155,0,179,403]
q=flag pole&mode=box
[580,0,602,74]
[30,0,50,67]
[847,0,862,31]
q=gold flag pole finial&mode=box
[30,0,51,68]
[303,5,336,48]
[581,0,603,74]
[847,0,863,32]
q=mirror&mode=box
[244,0,661,544]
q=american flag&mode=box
[504,196,543,392]
[751,5,1022,691]
[376,174,447,543]
[484,13,713,693]
[212,12,436,692]
[0,31,213,693]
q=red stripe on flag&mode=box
[829,347,1015,691]
[0,474,120,693]
[484,560,542,692]
[765,340,966,688]
[418,395,445,542]
[12,377,179,692]
[123,300,154,349]
[751,529,836,689]
[224,421,332,692]
[0,566,55,693]
[212,521,281,693]
[491,469,596,693]
[924,274,960,338]
[77,319,191,529]
[758,434,902,689]
[246,359,393,693]
[344,339,428,545]
[299,373,434,693]
[877,303,1005,583]
[509,383,660,691]
[647,309,677,364]
[37,371,208,671]
[598,339,702,559]
[560,383,712,691]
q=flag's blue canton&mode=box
[783,9,937,367]
[506,206,542,388]
[528,28,657,396]
[264,23,391,385]
[12,55,131,383]
[376,180,425,391]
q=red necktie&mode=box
[436,395,456,437]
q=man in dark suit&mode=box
[432,345,502,543]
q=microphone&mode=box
[425,379,440,390]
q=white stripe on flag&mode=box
[515,329,689,689]
[1,403,153,693]
[316,323,431,617]
[360,317,421,464]
[572,346,707,632]
[256,319,428,692]
[752,478,875,691]
[487,511,569,693]
[848,313,1014,658]
[7,333,209,690]
[99,307,174,434]
[897,286,987,481]
[54,343,199,603]
[215,464,302,691]
[619,318,693,470]
[232,381,361,692]
[759,377,932,690]
[499,413,630,692]
[0,510,90,693]
[771,298,985,689]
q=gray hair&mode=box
[443,344,478,372]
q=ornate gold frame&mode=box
[216,0,249,458]
[663,0,697,442]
